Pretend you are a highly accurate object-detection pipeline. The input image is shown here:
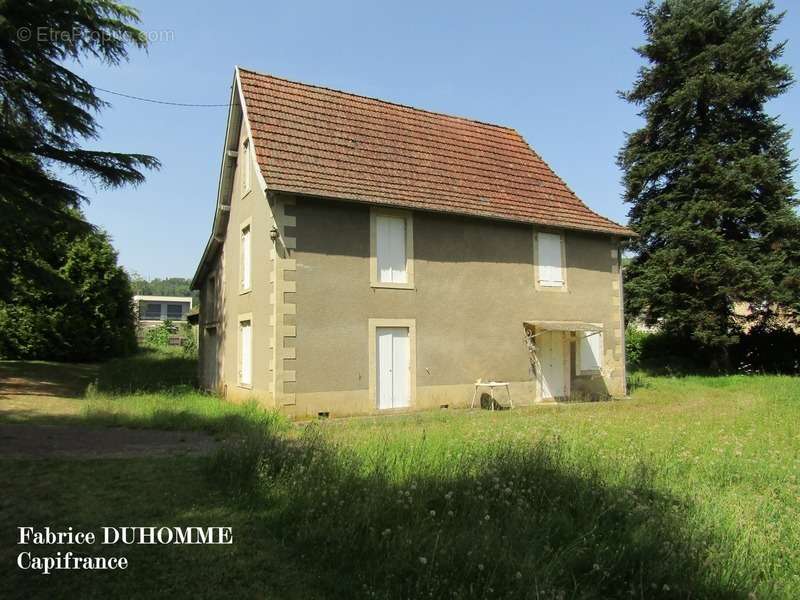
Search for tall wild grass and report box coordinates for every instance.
[72,352,799,599]
[208,425,738,599]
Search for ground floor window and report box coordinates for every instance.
[238,318,252,387]
[579,331,603,373]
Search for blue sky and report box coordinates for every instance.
[68,0,800,279]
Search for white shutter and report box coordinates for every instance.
[391,329,410,407]
[239,320,252,385]
[579,331,603,372]
[241,226,251,290]
[376,215,406,283]
[377,328,394,409]
[376,217,393,283]
[391,217,407,283]
[537,232,564,287]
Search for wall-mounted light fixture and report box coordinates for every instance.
[269,225,279,242]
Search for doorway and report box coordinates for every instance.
[537,330,568,399]
[376,326,410,409]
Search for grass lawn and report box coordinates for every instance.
[1,352,798,599]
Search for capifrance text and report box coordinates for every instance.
[16,526,233,574]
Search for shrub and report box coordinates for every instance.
[0,219,137,361]
[180,323,197,356]
[625,325,647,369]
[732,326,800,374]
[143,320,176,348]
[627,325,800,375]
[96,347,197,393]
[625,330,718,375]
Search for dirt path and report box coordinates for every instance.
[0,361,98,397]
[0,424,217,459]
[0,361,95,418]
[0,361,218,459]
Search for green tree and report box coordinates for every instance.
[129,274,198,302]
[619,0,800,367]
[0,0,159,296]
[0,210,136,361]
[57,227,137,359]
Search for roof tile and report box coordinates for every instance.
[238,68,633,236]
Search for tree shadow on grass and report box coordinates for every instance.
[0,456,326,600]
[210,426,747,600]
[1,405,750,599]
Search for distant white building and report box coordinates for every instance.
[133,295,193,344]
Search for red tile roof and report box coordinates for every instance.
[238,68,633,237]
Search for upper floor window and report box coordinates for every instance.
[166,304,183,320]
[140,301,188,321]
[206,275,216,317]
[241,138,252,196]
[536,231,565,288]
[240,222,252,292]
[143,302,161,319]
[371,209,414,289]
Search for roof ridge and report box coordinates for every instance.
[236,65,519,134]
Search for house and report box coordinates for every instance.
[191,67,635,416]
[133,295,193,344]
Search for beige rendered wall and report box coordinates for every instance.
[198,121,276,405]
[287,195,625,417]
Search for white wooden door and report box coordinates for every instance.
[538,331,566,399]
[377,327,410,409]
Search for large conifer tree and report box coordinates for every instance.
[619,0,800,365]
[0,0,160,296]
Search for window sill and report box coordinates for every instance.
[237,383,253,390]
[535,283,568,292]
[239,288,252,296]
[371,281,415,290]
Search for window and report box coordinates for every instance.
[167,304,183,320]
[207,275,216,317]
[579,331,603,373]
[241,138,251,195]
[144,302,161,319]
[238,319,252,386]
[536,231,565,288]
[240,223,251,291]
[377,215,406,283]
[372,210,413,288]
